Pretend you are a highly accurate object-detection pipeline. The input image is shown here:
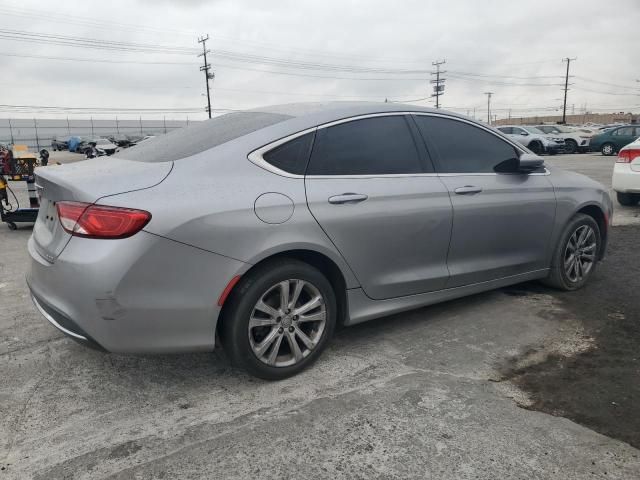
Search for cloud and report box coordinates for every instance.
[1,0,638,120]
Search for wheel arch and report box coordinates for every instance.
[218,248,352,333]
[575,203,608,260]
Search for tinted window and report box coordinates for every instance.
[116,111,291,163]
[307,116,423,175]
[497,127,513,134]
[415,116,519,173]
[263,133,314,175]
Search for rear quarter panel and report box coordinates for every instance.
[100,137,360,289]
[546,166,612,260]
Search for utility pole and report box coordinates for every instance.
[198,34,214,119]
[430,59,446,109]
[484,92,493,125]
[8,118,14,144]
[561,57,576,124]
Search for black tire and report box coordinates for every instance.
[7,222,17,230]
[617,192,640,206]
[220,259,337,380]
[542,213,601,291]
[529,141,542,155]
[564,139,578,154]
[601,143,616,156]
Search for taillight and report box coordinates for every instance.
[617,148,640,163]
[56,201,151,239]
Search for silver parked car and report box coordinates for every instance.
[27,103,612,379]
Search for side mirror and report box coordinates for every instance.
[520,131,529,136]
[494,153,544,174]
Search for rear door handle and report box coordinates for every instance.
[328,193,368,205]
[454,185,483,195]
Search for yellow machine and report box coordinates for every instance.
[10,145,40,179]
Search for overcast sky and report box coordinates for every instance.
[1,0,639,120]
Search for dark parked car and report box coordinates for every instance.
[590,125,640,156]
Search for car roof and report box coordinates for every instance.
[243,101,474,126]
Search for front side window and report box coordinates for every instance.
[263,132,314,175]
[498,127,513,134]
[307,116,424,175]
[415,116,519,173]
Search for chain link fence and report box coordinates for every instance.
[0,118,195,150]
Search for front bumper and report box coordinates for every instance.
[544,144,565,154]
[27,231,249,353]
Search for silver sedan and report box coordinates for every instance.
[27,103,612,379]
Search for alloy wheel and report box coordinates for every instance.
[602,144,614,156]
[248,279,326,367]
[564,225,597,283]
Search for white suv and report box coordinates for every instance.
[535,125,591,154]
[612,137,640,206]
[496,125,565,155]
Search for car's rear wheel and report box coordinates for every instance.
[529,141,542,155]
[220,259,336,380]
[564,139,578,154]
[617,192,640,206]
[601,143,615,156]
[542,214,601,291]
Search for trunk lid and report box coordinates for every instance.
[32,157,172,262]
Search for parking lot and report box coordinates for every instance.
[1,153,639,479]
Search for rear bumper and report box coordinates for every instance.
[612,163,640,193]
[27,231,249,354]
[29,291,106,351]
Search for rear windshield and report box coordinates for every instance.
[116,111,291,163]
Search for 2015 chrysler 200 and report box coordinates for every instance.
[27,103,612,379]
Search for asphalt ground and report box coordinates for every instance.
[1,151,639,479]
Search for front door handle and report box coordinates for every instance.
[328,193,369,205]
[454,185,483,195]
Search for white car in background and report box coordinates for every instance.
[535,125,592,154]
[613,137,640,206]
[496,125,565,155]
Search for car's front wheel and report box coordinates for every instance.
[564,139,578,154]
[221,259,336,380]
[542,214,601,291]
[529,141,543,155]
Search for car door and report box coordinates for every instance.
[612,127,637,150]
[305,114,453,300]
[413,114,556,288]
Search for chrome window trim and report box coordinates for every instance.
[247,111,550,179]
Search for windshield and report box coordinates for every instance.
[523,126,545,135]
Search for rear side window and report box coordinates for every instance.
[116,111,292,163]
[415,116,519,173]
[614,127,634,136]
[263,133,314,175]
[307,116,423,175]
